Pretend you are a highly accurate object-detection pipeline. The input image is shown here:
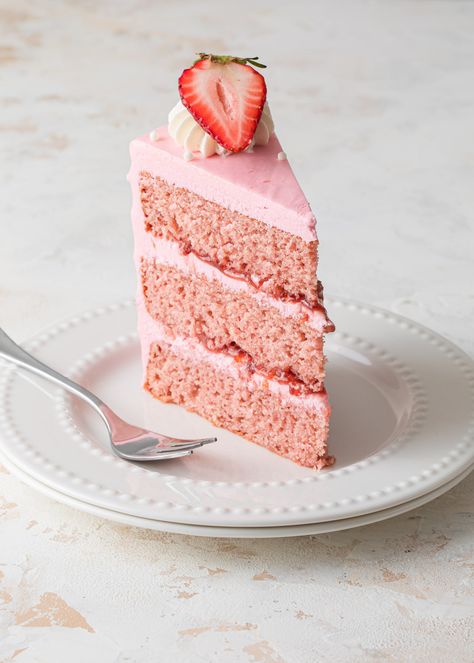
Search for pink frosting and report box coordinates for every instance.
[128,128,317,242]
[136,293,328,411]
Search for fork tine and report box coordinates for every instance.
[118,448,194,462]
[158,437,217,453]
[170,437,217,447]
[146,449,193,461]
[195,437,218,446]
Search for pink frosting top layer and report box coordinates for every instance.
[128,128,317,242]
[137,294,328,412]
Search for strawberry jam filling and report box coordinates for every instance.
[163,233,334,329]
[191,246,334,331]
[196,337,324,395]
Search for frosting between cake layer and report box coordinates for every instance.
[136,293,328,411]
[136,233,329,333]
[128,129,317,242]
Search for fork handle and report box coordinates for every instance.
[0,326,105,412]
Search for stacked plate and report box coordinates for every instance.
[0,299,472,538]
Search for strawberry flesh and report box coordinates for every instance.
[179,59,267,153]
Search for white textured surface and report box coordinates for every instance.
[0,1,473,661]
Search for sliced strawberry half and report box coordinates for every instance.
[178,54,267,153]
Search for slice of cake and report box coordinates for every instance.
[129,54,334,468]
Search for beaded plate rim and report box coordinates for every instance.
[0,297,472,526]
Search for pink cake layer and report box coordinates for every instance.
[141,258,327,391]
[136,266,332,469]
[139,172,321,307]
[137,295,328,407]
[146,340,332,469]
[128,128,317,242]
[134,230,330,334]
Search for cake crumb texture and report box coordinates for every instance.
[142,260,327,391]
[145,341,333,469]
[139,172,320,306]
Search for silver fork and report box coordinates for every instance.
[0,327,217,461]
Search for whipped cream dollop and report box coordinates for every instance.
[168,100,274,158]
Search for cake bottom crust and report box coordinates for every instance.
[145,341,333,470]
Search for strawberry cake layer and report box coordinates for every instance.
[129,130,317,241]
[135,234,330,334]
[141,258,328,391]
[138,300,333,469]
[129,54,334,468]
[140,171,319,306]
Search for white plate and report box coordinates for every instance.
[0,298,472,529]
[0,450,471,538]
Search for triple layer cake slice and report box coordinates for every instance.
[129,54,334,468]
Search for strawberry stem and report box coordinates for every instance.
[195,53,267,69]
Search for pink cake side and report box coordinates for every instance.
[145,339,333,469]
[141,259,327,391]
[139,172,321,306]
